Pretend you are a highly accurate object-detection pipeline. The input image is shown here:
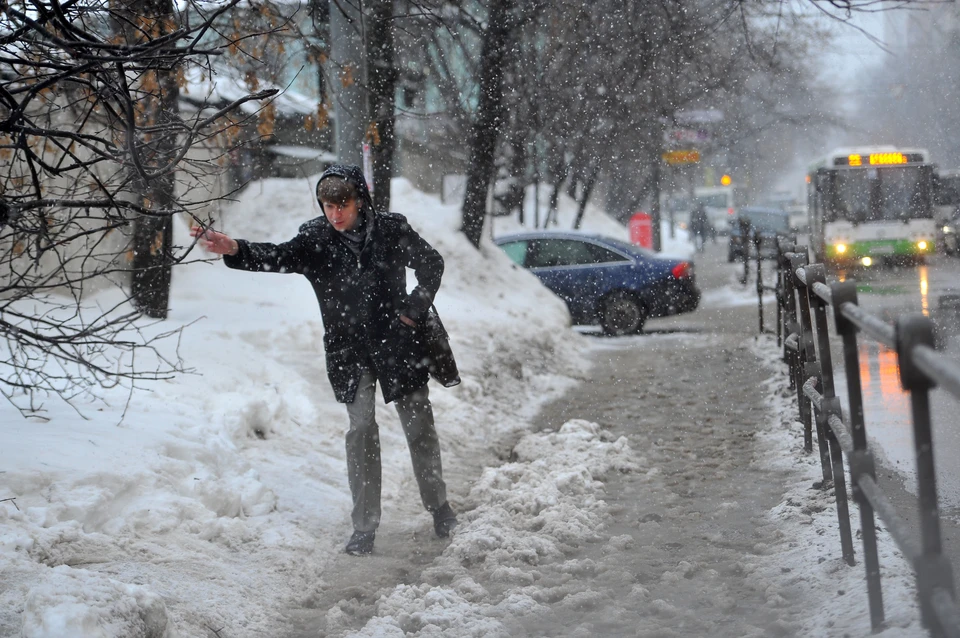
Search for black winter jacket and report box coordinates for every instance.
[223,165,444,404]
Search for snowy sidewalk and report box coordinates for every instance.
[288,261,925,638]
[294,299,809,636]
[517,329,800,637]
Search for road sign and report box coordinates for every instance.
[664,128,710,144]
[662,150,700,165]
[675,109,724,124]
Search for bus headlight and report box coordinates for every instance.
[834,243,847,254]
[861,257,873,267]
[917,240,929,251]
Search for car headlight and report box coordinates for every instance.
[917,240,929,251]
[945,225,957,234]
[834,243,847,254]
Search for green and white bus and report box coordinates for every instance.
[806,146,937,266]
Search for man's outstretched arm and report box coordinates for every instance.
[191,226,309,274]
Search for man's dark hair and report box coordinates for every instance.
[317,176,358,206]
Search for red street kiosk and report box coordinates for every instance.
[629,212,653,249]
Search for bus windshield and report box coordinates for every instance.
[828,167,931,222]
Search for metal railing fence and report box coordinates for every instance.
[764,237,960,637]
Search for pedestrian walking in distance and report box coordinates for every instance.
[190,164,458,556]
[690,202,709,253]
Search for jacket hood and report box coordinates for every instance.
[316,163,376,251]
[316,164,375,215]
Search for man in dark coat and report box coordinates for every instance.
[190,164,457,556]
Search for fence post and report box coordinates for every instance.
[897,314,956,636]
[782,249,800,391]
[806,264,856,566]
[776,240,794,350]
[832,280,885,628]
[793,256,830,475]
[739,217,751,286]
[755,230,765,333]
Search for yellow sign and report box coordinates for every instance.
[869,153,907,165]
[662,150,700,165]
[720,174,732,186]
[848,153,907,166]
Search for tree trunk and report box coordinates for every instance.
[508,129,527,224]
[547,181,561,227]
[461,0,514,248]
[564,141,585,200]
[546,152,567,227]
[566,164,580,200]
[118,0,179,319]
[533,177,540,228]
[368,0,396,213]
[573,162,600,230]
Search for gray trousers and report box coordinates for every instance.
[345,371,447,532]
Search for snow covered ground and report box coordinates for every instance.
[0,176,927,637]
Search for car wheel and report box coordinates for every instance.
[600,292,647,336]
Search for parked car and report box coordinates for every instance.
[493,231,700,335]
[727,206,791,262]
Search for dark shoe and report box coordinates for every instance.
[345,530,375,556]
[432,502,458,538]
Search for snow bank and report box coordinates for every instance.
[21,567,175,638]
[748,335,925,637]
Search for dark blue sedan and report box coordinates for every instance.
[494,231,700,335]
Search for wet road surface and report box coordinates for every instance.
[821,255,960,586]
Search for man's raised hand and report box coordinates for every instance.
[190,226,239,256]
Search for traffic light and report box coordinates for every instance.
[720,174,732,186]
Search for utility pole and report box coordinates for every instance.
[329,0,367,168]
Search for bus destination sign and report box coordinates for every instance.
[835,152,925,167]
